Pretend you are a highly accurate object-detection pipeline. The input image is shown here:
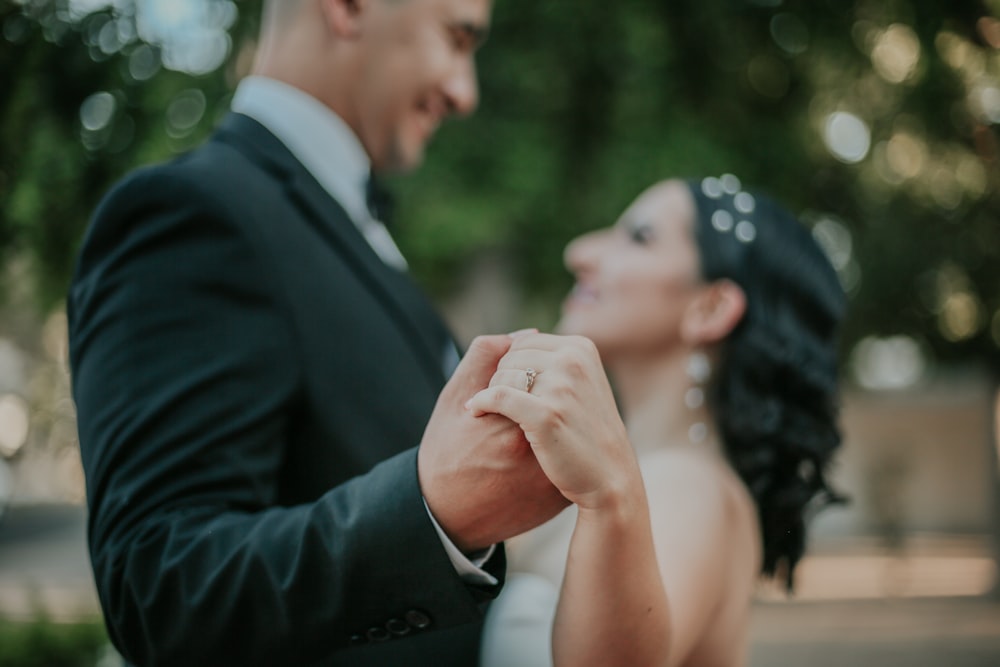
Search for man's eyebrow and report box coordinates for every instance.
[454,21,490,47]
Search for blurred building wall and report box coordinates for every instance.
[814,373,997,538]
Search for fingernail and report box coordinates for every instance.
[508,328,538,338]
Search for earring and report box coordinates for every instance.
[685,352,711,444]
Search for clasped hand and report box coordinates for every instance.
[466,333,639,512]
[417,333,639,554]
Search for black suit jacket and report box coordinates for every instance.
[68,113,503,667]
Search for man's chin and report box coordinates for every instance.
[379,140,426,174]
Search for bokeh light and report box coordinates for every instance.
[0,394,30,459]
[824,111,871,164]
[851,336,927,390]
[939,292,984,342]
[970,84,1000,124]
[927,166,962,211]
[67,0,237,75]
[870,24,922,84]
[926,263,987,342]
[978,16,1000,49]
[956,153,988,197]
[67,0,123,21]
[808,197,864,280]
[885,130,927,180]
[79,91,116,132]
[811,215,853,271]
[79,90,126,152]
[770,13,809,55]
[166,89,208,138]
[135,0,237,75]
[127,43,161,82]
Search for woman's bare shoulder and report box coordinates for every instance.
[638,447,761,665]
[639,446,733,498]
[639,446,760,564]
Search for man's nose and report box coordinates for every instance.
[443,58,479,117]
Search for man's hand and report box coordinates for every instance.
[418,335,569,553]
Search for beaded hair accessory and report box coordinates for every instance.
[699,174,758,244]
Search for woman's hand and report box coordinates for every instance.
[465,333,640,511]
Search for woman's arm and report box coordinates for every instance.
[553,488,672,666]
[556,453,740,667]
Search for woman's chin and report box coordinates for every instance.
[553,316,579,336]
[554,316,596,341]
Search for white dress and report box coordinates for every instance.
[479,506,578,667]
[479,572,559,667]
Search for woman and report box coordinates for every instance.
[471,176,846,667]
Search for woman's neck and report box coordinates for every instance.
[606,350,724,459]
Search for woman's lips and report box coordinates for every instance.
[565,283,599,307]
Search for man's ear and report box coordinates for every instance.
[680,279,747,345]
[318,0,366,38]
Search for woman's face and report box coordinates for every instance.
[556,180,703,360]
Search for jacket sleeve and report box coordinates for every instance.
[68,165,501,667]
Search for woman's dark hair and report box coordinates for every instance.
[687,177,847,590]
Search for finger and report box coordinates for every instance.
[443,335,514,400]
[495,352,548,378]
[507,328,539,338]
[466,385,547,426]
[507,332,599,355]
[501,337,601,377]
[488,368,543,393]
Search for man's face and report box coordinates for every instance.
[351,0,492,172]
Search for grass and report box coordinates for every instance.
[0,616,111,667]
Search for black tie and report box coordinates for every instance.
[365,172,395,227]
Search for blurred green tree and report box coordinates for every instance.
[1,0,998,377]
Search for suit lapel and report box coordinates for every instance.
[213,113,450,390]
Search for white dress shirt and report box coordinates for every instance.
[231,76,496,585]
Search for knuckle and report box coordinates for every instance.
[563,354,587,379]
[488,370,509,388]
[470,335,500,354]
[577,335,599,357]
[491,386,511,406]
[552,382,577,402]
[496,354,517,372]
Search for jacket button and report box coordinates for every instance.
[386,618,410,637]
[404,609,432,630]
[366,627,391,643]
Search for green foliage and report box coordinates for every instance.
[1,0,999,370]
[0,616,109,667]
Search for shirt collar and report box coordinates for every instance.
[231,76,371,225]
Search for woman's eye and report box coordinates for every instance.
[628,223,654,245]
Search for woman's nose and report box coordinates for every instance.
[563,230,604,274]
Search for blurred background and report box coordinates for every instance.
[0,0,999,664]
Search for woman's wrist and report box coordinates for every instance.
[575,472,649,525]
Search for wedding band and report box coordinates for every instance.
[524,368,538,393]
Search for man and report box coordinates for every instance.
[68,0,567,664]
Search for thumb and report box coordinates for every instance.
[443,334,513,401]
